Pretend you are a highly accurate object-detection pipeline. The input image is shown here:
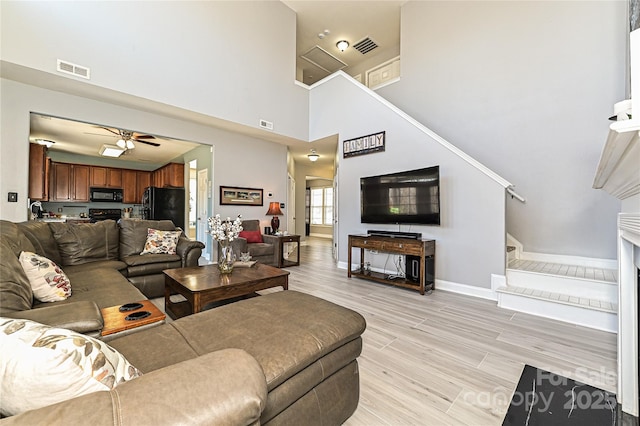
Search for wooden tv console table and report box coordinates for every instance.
[347,234,435,295]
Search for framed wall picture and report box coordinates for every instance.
[220,186,264,206]
[343,131,385,158]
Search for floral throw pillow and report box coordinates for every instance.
[140,228,181,255]
[0,317,142,417]
[18,251,71,302]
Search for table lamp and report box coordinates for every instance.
[266,202,283,234]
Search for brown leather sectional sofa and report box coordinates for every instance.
[0,218,204,336]
[0,219,366,424]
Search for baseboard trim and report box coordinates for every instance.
[436,279,497,301]
[309,233,332,239]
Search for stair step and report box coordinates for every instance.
[496,286,618,332]
[496,285,617,313]
[508,259,617,283]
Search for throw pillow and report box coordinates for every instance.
[140,228,181,255]
[18,251,71,302]
[239,230,263,244]
[0,317,142,417]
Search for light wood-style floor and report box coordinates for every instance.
[155,238,618,425]
[287,238,617,425]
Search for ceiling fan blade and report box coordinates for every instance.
[134,134,155,140]
[136,139,161,147]
[97,126,121,136]
[84,131,116,138]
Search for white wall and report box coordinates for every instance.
[0,1,309,141]
[378,1,626,260]
[310,74,507,289]
[0,79,288,229]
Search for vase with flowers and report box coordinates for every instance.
[208,214,243,274]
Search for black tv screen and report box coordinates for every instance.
[360,166,440,225]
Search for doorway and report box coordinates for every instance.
[188,160,197,240]
[197,168,210,261]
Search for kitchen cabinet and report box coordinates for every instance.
[90,166,122,188]
[28,144,50,201]
[122,170,152,204]
[153,163,184,188]
[50,163,90,202]
[122,169,137,204]
[136,171,152,201]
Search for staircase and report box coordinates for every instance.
[496,255,618,333]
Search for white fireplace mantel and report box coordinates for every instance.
[592,119,640,200]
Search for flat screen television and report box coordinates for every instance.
[360,166,440,225]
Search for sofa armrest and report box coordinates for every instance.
[0,349,267,426]
[232,237,248,254]
[261,234,280,245]
[3,301,103,334]
[176,236,205,267]
[261,234,282,264]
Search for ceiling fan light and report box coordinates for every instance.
[99,144,124,158]
[116,139,126,149]
[126,140,135,149]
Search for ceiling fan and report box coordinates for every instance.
[94,127,161,152]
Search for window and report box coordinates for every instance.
[310,187,333,226]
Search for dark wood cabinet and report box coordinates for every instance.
[39,162,180,204]
[90,166,122,188]
[28,144,49,201]
[50,163,90,202]
[348,234,436,295]
[73,165,90,201]
[136,171,152,201]
[122,169,137,204]
[153,163,184,188]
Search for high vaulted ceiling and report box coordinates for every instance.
[26,1,402,169]
[283,1,402,85]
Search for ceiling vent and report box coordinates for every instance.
[353,37,378,55]
[57,59,91,79]
[300,45,347,73]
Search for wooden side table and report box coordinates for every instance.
[275,234,300,267]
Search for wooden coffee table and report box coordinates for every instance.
[163,263,289,319]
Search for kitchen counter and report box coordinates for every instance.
[36,216,91,223]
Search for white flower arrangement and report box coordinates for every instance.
[208,214,243,241]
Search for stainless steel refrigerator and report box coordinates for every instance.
[142,187,186,230]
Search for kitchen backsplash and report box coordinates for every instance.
[41,202,144,218]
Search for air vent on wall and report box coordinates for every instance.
[259,119,274,130]
[353,37,378,55]
[57,59,91,79]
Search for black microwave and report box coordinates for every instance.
[90,187,123,202]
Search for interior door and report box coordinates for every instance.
[197,168,210,261]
